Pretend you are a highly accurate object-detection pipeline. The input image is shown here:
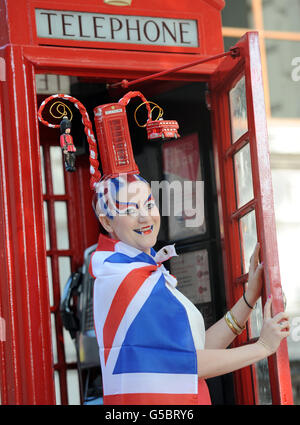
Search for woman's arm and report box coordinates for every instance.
[205,243,263,349]
[205,294,255,349]
[197,341,265,379]
[198,297,290,379]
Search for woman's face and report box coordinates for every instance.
[100,180,160,254]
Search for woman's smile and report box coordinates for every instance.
[133,225,154,235]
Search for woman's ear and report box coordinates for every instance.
[98,215,114,234]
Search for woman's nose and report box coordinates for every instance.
[137,206,150,221]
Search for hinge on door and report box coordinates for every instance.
[0,58,6,82]
[229,47,240,58]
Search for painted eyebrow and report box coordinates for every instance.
[115,194,154,209]
[144,193,154,204]
[115,199,138,209]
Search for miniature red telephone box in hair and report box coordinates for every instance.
[38,90,177,182]
[93,103,139,178]
[93,89,179,177]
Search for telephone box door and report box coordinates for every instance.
[209,31,293,405]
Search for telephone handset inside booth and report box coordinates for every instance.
[60,243,100,404]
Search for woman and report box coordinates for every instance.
[90,174,290,405]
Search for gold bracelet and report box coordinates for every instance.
[224,312,240,335]
[228,310,245,333]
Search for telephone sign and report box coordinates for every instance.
[35,9,199,48]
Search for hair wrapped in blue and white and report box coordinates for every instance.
[92,173,148,219]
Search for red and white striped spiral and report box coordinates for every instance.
[38,93,101,190]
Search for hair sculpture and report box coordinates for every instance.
[38,90,179,216]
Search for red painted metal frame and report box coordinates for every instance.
[209,31,294,405]
[0,0,293,406]
[0,0,224,405]
[34,0,223,55]
[0,43,223,409]
[24,45,224,83]
[0,45,56,404]
[40,123,99,404]
[41,139,70,405]
[1,0,224,57]
[110,49,238,88]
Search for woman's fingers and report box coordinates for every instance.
[264,303,290,333]
[280,330,290,338]
[259,295,290,355]
[273,311,289,323]
[254,262,264,279]
[263,295,272,319]
[278,320,290,331]
[249,243,261,275]
[264,297,290,324]
[251,242,260,263]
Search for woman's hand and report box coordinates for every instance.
[199,296,290,379]
[257,296,290,356]
[244,242,264,308]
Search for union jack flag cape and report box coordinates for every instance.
[90,233,211,405]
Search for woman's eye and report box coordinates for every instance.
[125,208,138,215]
[146,202,155,210]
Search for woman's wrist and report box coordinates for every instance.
[243,290,259,309]
[255,340,272,359]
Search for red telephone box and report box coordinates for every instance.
[0,0,293,405]
[94,102,139,177]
